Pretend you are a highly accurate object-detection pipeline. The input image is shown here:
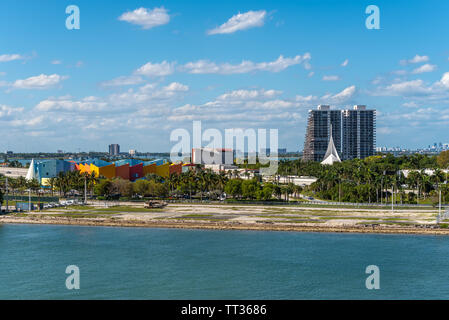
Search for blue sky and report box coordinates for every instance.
[1,0,449,152]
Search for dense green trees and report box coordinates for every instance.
[224,178,278,201]
[437,151,449,169]
[1,152,448,205]
[224,179,242,198]
[277,153,448,204]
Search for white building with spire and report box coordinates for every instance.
[321,127,341,165]
[25,159,38,181]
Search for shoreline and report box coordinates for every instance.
[2,215,449,236]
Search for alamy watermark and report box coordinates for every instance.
[365,5,380,30]
[170,121,279,175]
[365,265,380,290]
[65,265,80,290]
[66,5,80,30]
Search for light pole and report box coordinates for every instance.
[28,188,31,212]
[437,186,442,225]
[391,185,394,214]
[5,177,8,213]
[339,181,341,203]
[84,174,87,204]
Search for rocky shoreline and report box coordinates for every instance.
[2,215,449,236]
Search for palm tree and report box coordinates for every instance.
[17,176,27,195]
[48,177,56,196]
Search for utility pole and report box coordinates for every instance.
[339,182,341,203]
[28,188,31,212]
[84,174,87,204]
[391,185,394,214]
[438,188,442,225]
[5,177,8,213]
[380,178,383,205]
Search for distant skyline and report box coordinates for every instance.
[1,0,449,152]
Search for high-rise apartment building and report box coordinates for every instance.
[342,105,376,160]
[303,105,376,162]
[109,144,120,156]
[302,105,342,162]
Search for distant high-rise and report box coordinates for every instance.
[303,105,342,162]
[342,105,376,160]
[109,144,120,156]
[303,105,376,162]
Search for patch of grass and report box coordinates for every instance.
[282,220,326,224]
[318,216,369,220]
[170,217,230,222]
[64,205,90,210]
[94,206,164,213]
[182,214,214,218]
[378,221,416,226]
[255,215,310,219]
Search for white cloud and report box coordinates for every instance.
[400,54,429,65]
[169,85,356,125]
[135,61,175,77]
[331,85,356,101]
[377,127,395,135]
[322,75,340,81]
[35,96,107,112]
[295,94,318,102]
[0,54,24,62]
[51,60,62,65]
[383,79,429,95]
[0,105,24,120]
[373,72,449,98]
[218,89,282,101]
[13,74,67,90]
[164,82,189,92]
[411,64,436,74]
[101,75,144,87]
[392,70,407,76]
[208,10,266,35]
[119,7,170,30]
[341,59,349,67]
[438,72,449,88]
[295,85,356,105]
[109,82,189,106]
[402,101,419,108]
[181,54,310,74]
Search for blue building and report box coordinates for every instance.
[26,159,75,184]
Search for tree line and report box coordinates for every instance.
[277,152,449,204]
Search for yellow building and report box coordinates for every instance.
[155,163,170,178]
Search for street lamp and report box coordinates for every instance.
[391,184,394,214]
[5,177,8,214]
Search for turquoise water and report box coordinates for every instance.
[1,224,449,299]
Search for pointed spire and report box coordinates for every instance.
[25,159,38,181]
[321,125,341,165]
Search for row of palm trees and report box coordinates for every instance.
[277,157,449,204]
[166,169,228,200]
[0,171,98,198]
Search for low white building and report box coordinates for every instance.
[192,148,234,165]
[265,175,318,187]
[401,169,449,178]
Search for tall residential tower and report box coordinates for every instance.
[342,105,376,160]
[302,105,376,162]
[302,105,342,162]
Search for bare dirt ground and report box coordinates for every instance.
[1,202,446,235]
